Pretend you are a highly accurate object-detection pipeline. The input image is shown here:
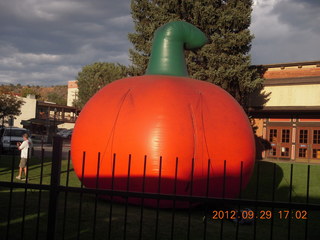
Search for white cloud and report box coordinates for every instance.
[109,15,133,27]
[273,0,320,34]
[250,0,320,64]
[17,53,61,63]
[0,57,24,69]
[0,0,319,85]
[0,0,133,85]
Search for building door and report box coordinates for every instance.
[267,127,291,159]
[296,128,309,159]
[312,129,320,160]
[296,127,320,160]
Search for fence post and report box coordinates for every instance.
[47,136,63,240]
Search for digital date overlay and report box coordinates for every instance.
[209,209,308,224]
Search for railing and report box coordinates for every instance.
[36,112,77,123]
[0,137,319,240]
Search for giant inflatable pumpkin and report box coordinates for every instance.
[71,21,255,208]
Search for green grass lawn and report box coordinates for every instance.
[243,161,320,204]
[0,153,320,240]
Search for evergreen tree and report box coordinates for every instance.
[128,0,263,108]
[76,62,127,108]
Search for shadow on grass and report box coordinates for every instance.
[0,188,319,240]
[0,152,52,176]
[243,161,320,204]
[1,155,320,239]
[243,161,284,201]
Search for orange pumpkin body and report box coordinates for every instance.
[71,75,255,207]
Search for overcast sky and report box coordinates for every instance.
[0,0,319,86]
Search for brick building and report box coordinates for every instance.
[249,61,320,162]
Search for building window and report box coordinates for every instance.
[281,147,289,157]
[269,129,277,142]
[298,148,307,158]
[299,130,308,143]
[312,149,320,159]
[313,130,320,144]
[269,147,277,156]
[282,129,290,143]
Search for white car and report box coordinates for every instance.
[57,128,73,139]
[1,127,29,152]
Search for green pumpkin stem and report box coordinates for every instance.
[146,21,208,77]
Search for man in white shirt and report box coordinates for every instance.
[16,133,30,180]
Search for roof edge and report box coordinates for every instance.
[254,60,320,69]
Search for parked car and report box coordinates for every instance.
[0,127,4,152]
[0,127,29,153]
[57,128,68,136]
[57,128,73,139]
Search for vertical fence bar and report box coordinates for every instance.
[170,157,179,240]
[20,150,31,240]
[155,156,163,240]
[77,152,86,240]
[123,155,132,240]
[92,152,101,240]
[139,156,147,239]
[220,160,227,240]
[304,165,310,240]
[203,159,210,240]
[41,136,44,151]
[187,158,195,240]
[235,161,244,240]
[108,154,117,240]
[289,164,293,202]
[270,163,277,240]
[253,162,260,240]
[46,136,63,240]
[287,164,294,240]
[66,150,71,186]
[62,150,71,240]
[5,151,16,240]
[138,156,147,240]
[35,148,45,240]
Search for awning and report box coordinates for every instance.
[21,118,64,127]
[248,106,320,118]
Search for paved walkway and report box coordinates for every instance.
[33,142,71,160]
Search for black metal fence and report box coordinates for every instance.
[0,137,320,240]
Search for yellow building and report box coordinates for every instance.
[249,61,320,162]
[67,80,79,107]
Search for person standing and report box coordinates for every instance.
[16,133,30,180]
